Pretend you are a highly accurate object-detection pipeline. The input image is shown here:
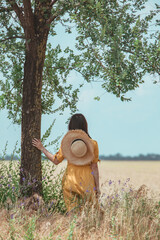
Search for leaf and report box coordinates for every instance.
[96,2,101,10]
[94,96,100,101]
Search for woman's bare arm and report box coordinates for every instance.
[32,138,59,165]
[91,162,100,195]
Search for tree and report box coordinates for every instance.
[0,0,159,196]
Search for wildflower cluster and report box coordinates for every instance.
[0,159,66,213]
[100,178,133,209]
[0,160,20,205]
[99,178,160,239]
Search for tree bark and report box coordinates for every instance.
[20,31,49,196]
[9,0,55,197]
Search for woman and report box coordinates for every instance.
[32,113,100,212]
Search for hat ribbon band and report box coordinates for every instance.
[71,139,85,145]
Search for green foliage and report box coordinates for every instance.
[69,0,159,99]
[0,142,20,206]
[0,142,20,205]
[67,215,77,240]
[42,43,82,117]
[0,139,66,213]
[0,0,159,123]
[24,217,37,240]
[41,119,62,151]
[9,217,17,240]
[0,159,20,205]
[0,159,66,213]
[0,118,65,208]
[0,0,24,124]
[41,160,66,213]
[94,96,100,101]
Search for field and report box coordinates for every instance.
[100,161,160,195]
[0,160,160,240]
[55,160,160,197]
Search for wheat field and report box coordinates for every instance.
[1,160,160,194]
[55,160,160,197]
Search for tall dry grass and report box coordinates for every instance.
[0,160,160,239]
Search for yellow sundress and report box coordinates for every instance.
[54,139,99,212]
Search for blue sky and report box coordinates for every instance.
[0,0,160,156]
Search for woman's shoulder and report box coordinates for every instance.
[91,138,97,143]
[91,139,98,147]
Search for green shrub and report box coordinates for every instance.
[0,159,66,213]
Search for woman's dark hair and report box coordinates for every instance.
[68,113,91,137]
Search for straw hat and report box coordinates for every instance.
[61,130,94,166]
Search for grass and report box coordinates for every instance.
[0,160,160,239]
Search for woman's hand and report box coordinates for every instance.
[32,138,60,165]
[32,138,44,151]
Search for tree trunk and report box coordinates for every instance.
[20,31,48,196]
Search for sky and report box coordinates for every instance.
[0,0,160,157]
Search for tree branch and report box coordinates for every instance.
[0,36,25,43]
[94,52,107,71]
[46,1,83,26]
[46,14,58,25]
[6,0,25,29]
[50,0,58,7]
[0,6,13,13]
[46,8,65,25]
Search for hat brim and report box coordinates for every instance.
[61,130,94,166]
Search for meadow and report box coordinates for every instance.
[0,160,160,240]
